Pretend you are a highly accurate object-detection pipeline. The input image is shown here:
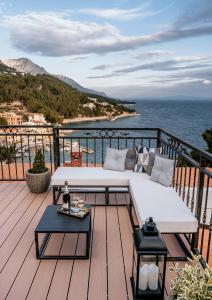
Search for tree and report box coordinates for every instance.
[31,149,47,174]
[0,117,8,125]
[202,128,212,153]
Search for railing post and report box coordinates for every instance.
[157,129,161,148]
[53,126,60,170]
[192,157,205,250]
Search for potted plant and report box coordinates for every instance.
[26,149,51,193]
[170,253,212,300]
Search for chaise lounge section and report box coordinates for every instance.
[51,167,198,235]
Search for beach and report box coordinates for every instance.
[63,112,139,124]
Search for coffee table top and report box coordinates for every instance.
[35,205,91,233]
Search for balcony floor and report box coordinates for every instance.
[0,182,187,300]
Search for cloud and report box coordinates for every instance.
[92,64,112,71]
[203,79,211,85]
[113,56,212,74]
[79,3,174,21]
[132,50,173,60]
[88,56,212,81]
[2,0,212,57]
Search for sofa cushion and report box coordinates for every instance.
[129,174,198,233]
[104,147,128,172]
[151,155,175,187]
[51,167,134,186]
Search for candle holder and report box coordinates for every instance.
[131,217,168,300]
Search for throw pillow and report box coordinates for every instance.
[150,155,175,187]
[103,147,128,172]
[125,148,137,170]
[142,147,161,175]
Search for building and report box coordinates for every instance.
[0,112,22,125]
[83,103,96,110]
[28,113,46,125]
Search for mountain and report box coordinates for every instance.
[53,74,107,97]
[2,58,108,97]
[2,58,48,75]
[0,72,131,124]
[0,60,17,74]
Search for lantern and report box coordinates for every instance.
[131,217,168,299]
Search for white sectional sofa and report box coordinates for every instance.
[51,167,198,234]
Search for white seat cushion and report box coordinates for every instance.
[129,173,198,233]
[51,167,198,233]
[51,167,138,186]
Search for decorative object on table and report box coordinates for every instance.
[57,205,90,219]
[125,147,137,170]
[62,180,71,211]
[170,252,212,300]
[26,149,51,193]
[103,147,128,172]
[131,217,168,299]
[151,155,175,187]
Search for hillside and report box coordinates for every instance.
[0,61,17,75]
[54,74,107,97]
[2,58,108,97]
[0,71,132,123]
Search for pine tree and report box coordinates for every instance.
[31,149,47,173]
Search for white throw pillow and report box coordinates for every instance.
[150,155,175,187]
[103,147,128,172]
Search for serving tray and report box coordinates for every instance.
[57,205,90,219]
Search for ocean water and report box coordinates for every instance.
[70,100,212,150]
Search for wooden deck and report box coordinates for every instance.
[0,182,187,300]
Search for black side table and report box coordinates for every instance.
[35,205,91,259]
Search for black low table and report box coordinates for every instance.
[35,205,91,259]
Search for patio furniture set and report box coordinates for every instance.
[34,146,198,299]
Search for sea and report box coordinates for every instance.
[69,100,212,150]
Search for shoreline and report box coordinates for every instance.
[63,112,140,124]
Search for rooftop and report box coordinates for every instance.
[0,126,211,299]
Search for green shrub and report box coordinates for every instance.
[170,253,212,300]
[31,149,47,174]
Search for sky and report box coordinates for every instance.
[0,0,212,100]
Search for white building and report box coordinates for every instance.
[83,103,96,110]
[28,113,46,125]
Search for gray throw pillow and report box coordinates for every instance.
[144,152,156,175]
[143,148,160,175]
[125,148,137,170]
[150,155,175,187]
[103,147,128,172]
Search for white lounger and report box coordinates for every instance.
[51,167,198,234]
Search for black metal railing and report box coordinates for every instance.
[0,125,211,265]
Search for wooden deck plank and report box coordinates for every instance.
[47,234,78,300]
[6,242,40,300]
[0,190,37,249]
[0,190,49,269]
[87,206,107,300]
[107,206,128,300]
[117,206,134,300]
[0,183,24,213]
[27,234,64,300]
[67,193,93,300]
[0,185,30,228]
[0,183,9,193]
[0,190,51,299]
